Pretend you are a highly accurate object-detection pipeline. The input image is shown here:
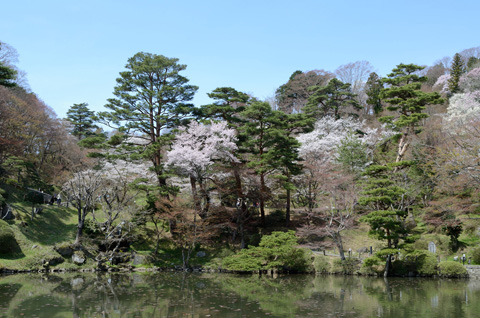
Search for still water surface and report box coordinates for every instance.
[0,272,479,317]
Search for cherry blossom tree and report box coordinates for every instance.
[297,161,358,260]
[294,116,391,213]
[444,68,480,126]
[297,116,389,165]
[166,121,238,217]
[63,164,140,245]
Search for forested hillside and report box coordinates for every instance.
[1,41,480,277]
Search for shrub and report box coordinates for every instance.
[438,261,468,277]
[0,219,18,254]
[0,188,7,204]
[223,231,313,272]
[314,255,331,273]
[471,246,480,264]
[360,255,385,276]
[393,250,437,276]
[332,257,361,275]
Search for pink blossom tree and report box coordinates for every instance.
[166,121,238,217]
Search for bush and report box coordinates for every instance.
[361,255,385,275]
[332,257,361,274]
[313,255,331,273]
[438,261,468,277]
[471,247,480,264]
[392,251,438,276]
[0,219,18,254]
[223,231,313,272]
[0,188,7,204]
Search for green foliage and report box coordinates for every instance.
[448,53,465,94]
[0,220,18,254]
[437,261,467,277]
[332,257,361,274]
[223,231,313,272]
[467,56,480,71]
[470,246,480,264]
[361,255,385,275]
[313,255,331,273]
[380,63,443,130]
[336,133,370,175]
[359,165,408,250]
[66,103,99,140]
[442,219,463,251]
[397,250,437,276]
[82,219,102,237]
[0,188,6,205]
[24,190,45,205]
[0,61,17,87]
[200,87,250,125]
[97,52,198,190]
[304,78,360,120]
[365,72,383,114]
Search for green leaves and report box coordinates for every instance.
[0,62,17,87]
[223,231,312,272]
[97,52,198,188]
[380,63,444,130]
[304,78,360,120]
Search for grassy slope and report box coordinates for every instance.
[0,185,78,269]
[3,185,480,270]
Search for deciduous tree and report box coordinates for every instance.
[166,121,238,218]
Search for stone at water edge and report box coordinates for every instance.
[72,252,85,265]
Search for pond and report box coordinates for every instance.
[0,272,479,317]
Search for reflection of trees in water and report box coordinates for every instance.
[3,273,480,317]
[215,274,314,317]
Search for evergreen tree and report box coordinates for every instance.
[266,112,312,226]
[98,52,198,190]
[304,78,360,120]
[240,101,278,226]
[467,56,480,71]
[199,87,250,126]
[365,72,383,115]
[448,53,465,94]
[359,164,409,277]
[66,103,98,140]
[380,63,443,164]
[0,62,16,87]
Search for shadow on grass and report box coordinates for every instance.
[15,205,77,246]
[0,240,25,260]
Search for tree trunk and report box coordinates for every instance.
[260,173,266,227]
[190,175,200,213]
[233,163,244,198]
[394,132,409,171]
[334,232,346,260]
[384,254,392,277]
[75,207,83,244]
[285,170,291,227]
[198,179,209,219]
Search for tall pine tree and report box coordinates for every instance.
[380,63,443,164]
[448,53,465,94]
[66,103,98,140]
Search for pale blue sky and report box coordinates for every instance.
[1,0,479,118]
